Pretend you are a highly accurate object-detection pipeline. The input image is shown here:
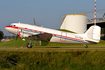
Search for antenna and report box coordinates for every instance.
[94,0,96,25]
[33,18,36,26]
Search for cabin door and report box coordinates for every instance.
[60,32,67,42]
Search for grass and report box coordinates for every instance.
[0,38,42,47]
[0,51,105,70]
[0,38,105,70]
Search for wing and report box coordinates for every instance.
[26,33,52,43]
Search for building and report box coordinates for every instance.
[60,14,87,34]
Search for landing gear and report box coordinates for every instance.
[84,44,88,48]
[27,40,37,48]
[27,43,33,48]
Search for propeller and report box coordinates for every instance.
[33,18,40,26]
[33,18,36,26]
[16,28,21,40]
[16,29,19,40]
[16,34,18,40]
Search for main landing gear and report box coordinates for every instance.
[27,43,33,48]
[27,40,37,48]
[27,40,33,48]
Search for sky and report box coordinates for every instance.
[0,0,105,36]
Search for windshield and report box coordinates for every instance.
[10,24,16,27]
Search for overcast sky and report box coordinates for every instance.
[0,0,105,36]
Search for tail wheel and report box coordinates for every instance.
[83,44,88,48]
[27,43,33,48]
[85,45,88,48]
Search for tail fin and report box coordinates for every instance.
[85,25,101,43]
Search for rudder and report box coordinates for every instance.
[85,25,101,42]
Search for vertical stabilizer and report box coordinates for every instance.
[85,25,101,42]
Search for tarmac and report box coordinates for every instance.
[0,47,105,49]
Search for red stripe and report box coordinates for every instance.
[51,33,54,35]
[67,37,84,42]
[5,26,19,29]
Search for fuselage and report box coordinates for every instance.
[5,23,90,44]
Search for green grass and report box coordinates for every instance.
[0,38,105,70]
[0,38,105,47]
[0,38,43,47]
[0,51,105,70]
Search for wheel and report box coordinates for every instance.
[85,45,88,48]
[27,43,32,48]
[27,43,33,48]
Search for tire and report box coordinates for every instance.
[27,43,32,48]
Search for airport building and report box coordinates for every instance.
[87,14,105,40]
[87,15,105,31]
[60,14,87,34]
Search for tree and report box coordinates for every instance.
[0,30,4,41]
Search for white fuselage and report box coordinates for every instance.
[5,23,97,44]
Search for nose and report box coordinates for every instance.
[5,26,14,34]
[5,26,12,33]
[5,26,18,35]
[5,26,10,31]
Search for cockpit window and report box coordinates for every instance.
[10,24,16,27]
[10,24,13,26]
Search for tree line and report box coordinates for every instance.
[0,30,4,41]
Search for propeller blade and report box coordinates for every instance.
[16,34,19,40]
[16,33,21,40]
[38,25,40,26]
[16,29,19,40]
[33,18,36,26]
[16,29,20,40]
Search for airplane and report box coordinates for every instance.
[5,22,101,48]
